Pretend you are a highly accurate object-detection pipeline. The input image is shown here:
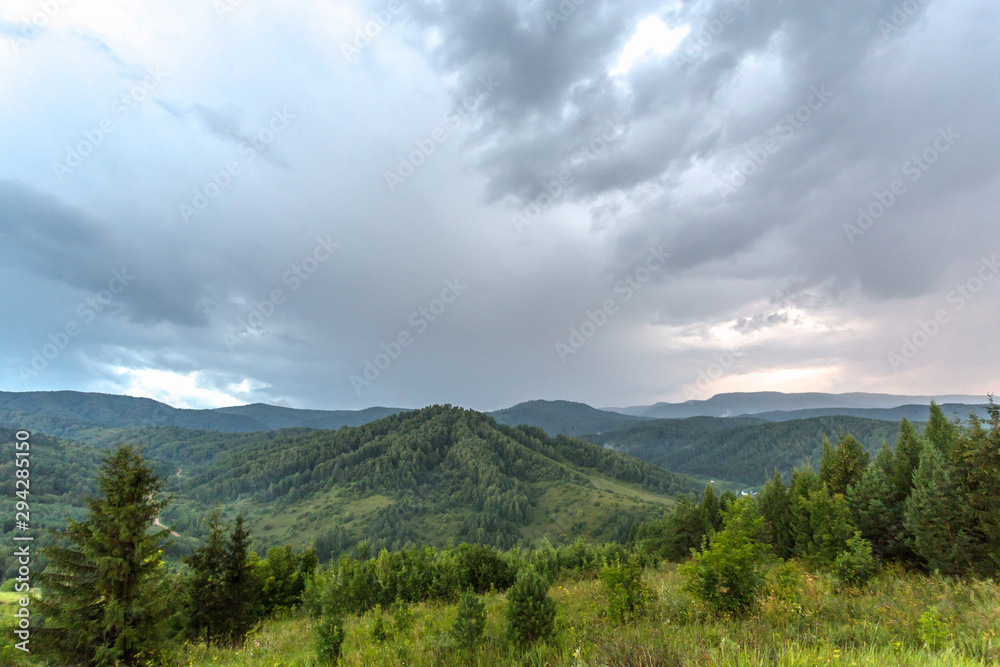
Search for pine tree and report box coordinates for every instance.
[222,515,261,641]
[788,467,820,559]
[36,444,172,666]
[451,590,487,650]
[904,441,973,575]
[505,568,556,647]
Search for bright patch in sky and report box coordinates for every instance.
[611,16,690,76]
[104,367,251,409]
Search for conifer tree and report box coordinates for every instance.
[925,402,959,455]
[506,568,556,647]
[904,441,973,575]
[949,400,1000,577]
[451,590,487,651]
[700,484,721,533]
[848,445,907,561]
[756,471,794,559]
[36,444,172,666]
[820,434,870,496]
[891,417,922,500]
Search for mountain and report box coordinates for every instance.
[488,399,650,436]
[747,403,990,423]
[0,406,704,579]
[606,391,987,419]
[0,391,407,433]
[581,415,907,486]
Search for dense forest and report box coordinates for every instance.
[3,400,997,665]
[583,414,908,485]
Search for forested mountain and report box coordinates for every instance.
[0,390,406,433]
[488,399,650,436]
[582,415,905,485]
[608,391,985,418]
[0,406,702,579]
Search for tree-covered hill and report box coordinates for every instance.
[158,406,702,553]
[0,406,704,578]
[582,415,907,486]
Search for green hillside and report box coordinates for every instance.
[583,415,907,486]
[0,406,703,579]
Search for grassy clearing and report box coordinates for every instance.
[4,563,997,665]
[167,562,999,667]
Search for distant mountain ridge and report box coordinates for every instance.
[606,391,988,419]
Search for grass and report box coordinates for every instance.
[4,563,997,665]
[165,562,999,666]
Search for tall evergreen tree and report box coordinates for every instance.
[925,402,959,455]
[821,434,870,496]
[788,466,820,557]
[184,509,230,643]
[950,400,1000,577]
[700,484,721,533]
[848,444,907,561]
[756,471,794,559]
[891,417,922,502]
[37,444,172,666]
[904,441,973,575]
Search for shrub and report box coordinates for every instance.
[506,568,556,647]
[600,554,654,624]
[314,613,345,665]
[918,605,951,650]
[451,590,487,651]
[370,610,389,642]
[833,532,879,590]
[680,496,768,615]
[455,543,515,594]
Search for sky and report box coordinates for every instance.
[1,0,998,411]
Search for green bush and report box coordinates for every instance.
[833,532,879,590]
[506,568,556,647]
[600,554,654,624]
[679,496,768,615]
[455,543,516,593]
[451,590,487,651]
[313,613,345,665]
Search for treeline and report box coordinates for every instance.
[632,402,1000,577]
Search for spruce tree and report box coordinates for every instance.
[451,590,487,651]
[891,417,922,500]
[904,441,973,575]
[821,434,870,496]
[848,445,907,561]
[925,402,959,455]
[36,444,172,666]
[950,400,1000,577]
